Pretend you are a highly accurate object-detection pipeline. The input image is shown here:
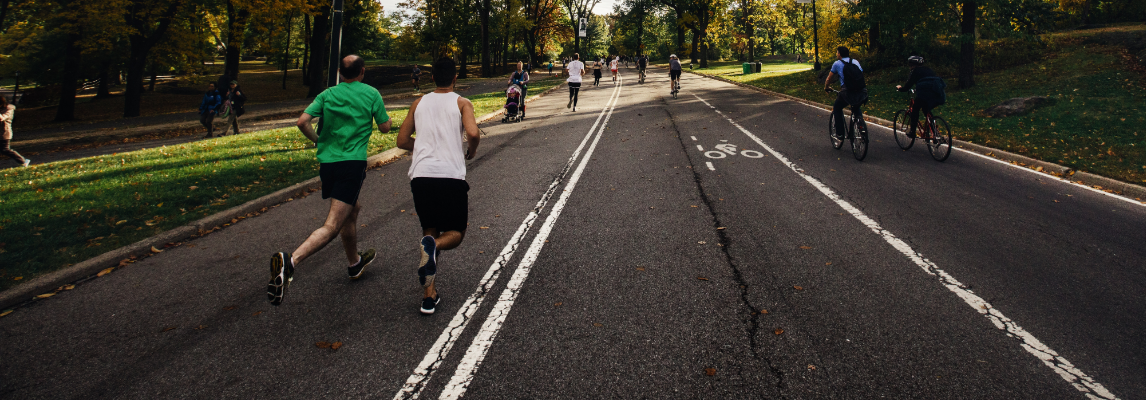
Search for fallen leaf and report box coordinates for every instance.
[794,286,804,290]
[554,302,563,306]
[224,305,239,311]
[799,246,811,249]
[36,293,55,299]
[691,205,698,208]
[478,251,485,254]
[774,328,784,335]
[194,325,207,330]
[400,210,406,212]
[12,276,21,281]
[825,262,832,265]
[808,364,816,370]
[636,267,645,271]
[162,326,177,332]
[716,227,726,230]
[156,203,164,207]
[118,259,132,267]
[189,186,198,190]
[698,241,706,244]
[760,309,769,314]
[62,284,75,290]
[97,267,115,277]
[0,310,13,318]
[593,323,603,327]
[252,311,263,316]
[705,368,717,376]
[697,277,709,281]
[151,246,163,253]
[480,226,489,229]
[331,342,343,350]
[116,220,127,225]
[316,341,331,349]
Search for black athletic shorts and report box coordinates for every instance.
[320,160,367,205]
[670,70,681,80]
[411,177,470,232]
[568,82,581,89]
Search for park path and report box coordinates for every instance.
[2,68,1141,399]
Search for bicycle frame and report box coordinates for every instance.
[906,90,937,139]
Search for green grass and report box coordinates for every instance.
[0,81,560,292]
[688,40,1146,185]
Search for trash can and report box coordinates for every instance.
[754,62,762,73]
[742,63,753,74]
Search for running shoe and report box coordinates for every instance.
[420,294,441,315]
[417,236,437,287]
[567,98,572,108]
[348,248,376,279]
[267,252,295,305]
[22,159,31,167]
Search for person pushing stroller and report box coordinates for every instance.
[507,62,530,119]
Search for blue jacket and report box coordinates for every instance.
[199,90,221,114]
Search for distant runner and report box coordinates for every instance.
[396,57,482,315]
[566,53,586,112]
[266,55,391,305]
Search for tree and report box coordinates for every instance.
[559,0,601,53]
[959,0,976,89]
[123,0,183,118]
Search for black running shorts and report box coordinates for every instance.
[670,70,681,80]
[410,177,470,233]
[320,160,367,205]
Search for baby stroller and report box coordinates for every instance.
[502,84,525,123]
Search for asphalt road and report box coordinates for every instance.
[1,68,1143,399]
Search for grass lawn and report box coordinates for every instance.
[687,27,1146,185]
[0,78,563,292]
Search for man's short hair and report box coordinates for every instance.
[572,53,579,60]
[432,57,456,87]
[837,46,850,58]
[339,55,365,80]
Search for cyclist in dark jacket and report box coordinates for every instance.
[199,83,222,138]
[897,56,944,138]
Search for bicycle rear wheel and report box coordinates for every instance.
[892,110,914,150]
[829,112,844,150]
[851,117,869,161]
[927,116,953,162]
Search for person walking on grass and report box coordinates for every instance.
[0,96,29,167]
[396,57,481,315]
[215,80,247,136]
[199,83,222,138]
[566,53,586,112]
[267,55,392,306]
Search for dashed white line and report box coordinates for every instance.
[437,77,625,400]
[696,145,704,151]
[691,136,698,141]
[693,93,1120,400]
[392,80,624,400]
[706,162,715,171]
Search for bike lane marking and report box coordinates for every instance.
[435,77,625,400]
[392,81,624,400]
[692,93,1120,400]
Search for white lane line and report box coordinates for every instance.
[392,81,624,400]
[438,77,625,400]
[706,162,715,171]
[696,145,704,151]
[786,96,1144,207]
[693,93,1120,400]
[691,136,698,141]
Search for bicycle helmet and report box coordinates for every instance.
[907,56,924,66]
[670,54,677,59]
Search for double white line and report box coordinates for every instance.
[394,78,624,400]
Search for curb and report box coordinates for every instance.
[0,147,409,311]
[0,81,568,312]
[682,69,1146,203]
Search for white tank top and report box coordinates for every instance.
[409,92,466,180]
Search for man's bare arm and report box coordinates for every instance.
[396,98,420,151]
[378,119,393,134]
[297,113,319,143]
[824,72,837,91]
[459,97,480,160]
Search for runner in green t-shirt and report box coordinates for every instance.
[267,55,393,306]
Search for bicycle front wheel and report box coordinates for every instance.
[927,116,953,162]
[852,118,869,161]
[829,112,844,150]
[892,110,914,150]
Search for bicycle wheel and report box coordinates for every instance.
[851,117,869,161]
[927,116,953,162]
[891,109,914,150]
[828,112,844,150]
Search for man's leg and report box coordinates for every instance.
[0,139,26,164]
[420,229,466,300]
[201,113,215,137]
[338,202,362,264]
[907,104,921,138]
[292,199,358,267]
[216,112,232,136]
[833,92,849,138]
[229,113,240,135]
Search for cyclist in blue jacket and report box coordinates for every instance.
[198,83,222,138]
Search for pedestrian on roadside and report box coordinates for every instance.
[216,80,247,136]
[266,55,392,306]
[412,64,422,91]
[592,57,602,86]
[567,53,586,112]
[610,55,619,83]
[199,83,222,138]
[509,61,530,117]
[548,61,554,76]
[0,96,29,167]
[396,57,481,315]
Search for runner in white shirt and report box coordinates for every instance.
[566,53,586,112]
[610,56,619,83]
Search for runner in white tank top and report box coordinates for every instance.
[397,57,482,315]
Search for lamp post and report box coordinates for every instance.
[326,0,345,88]
[12,71,19,104]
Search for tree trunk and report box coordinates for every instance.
[459,43,470,79]
[306,6,330,98]
[149,65,158,92]
[123,46,148,118]
[636,8,644,55]
[95,65,112,99]
[699,33,708,68]
[481,0,490,77]
[54,33,82,122]
[283,11,292,89]
[0,0,10,33]
[302,13,310,85]
[868,22,882,55]
[959,0,976,89]
[224,0,250,80]
[674,9,686,55]
[690,30,698,65]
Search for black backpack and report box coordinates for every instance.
[916,76,947,106]
[841,58,865,91]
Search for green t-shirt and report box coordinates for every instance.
[304,81,390,163]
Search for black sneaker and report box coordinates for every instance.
[420,294,441,315]
[417,236,437,287]
[348,248,376,279]
[267,252,295,305]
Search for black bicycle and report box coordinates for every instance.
[826,89,869,161]
[891,89,952,161]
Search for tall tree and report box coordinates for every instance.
[305,3,329,97]
[959,0,976,89]
[481,0,490,76]
[123,0,183,117]
[559,0,600,53]
[222,0,250,79]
